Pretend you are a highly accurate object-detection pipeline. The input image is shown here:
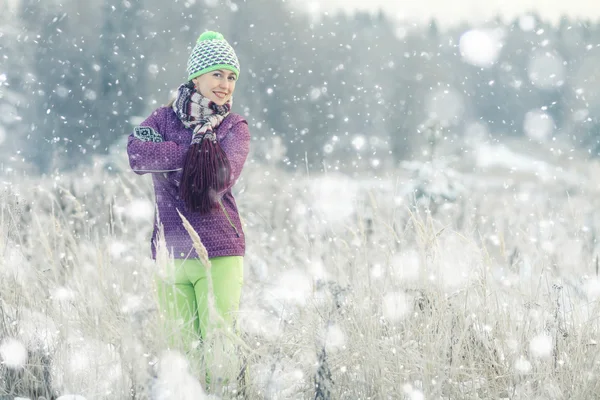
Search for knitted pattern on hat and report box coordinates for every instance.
[187,31,240,81]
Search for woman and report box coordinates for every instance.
[126,31,250,387]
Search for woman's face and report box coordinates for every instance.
[193,69,237,105]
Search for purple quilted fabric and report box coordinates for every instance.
[127,106,250,259]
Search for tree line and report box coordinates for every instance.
[1,0,600,174]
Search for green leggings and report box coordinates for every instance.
[154,256,244,385]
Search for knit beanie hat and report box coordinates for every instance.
[186,31,240,81]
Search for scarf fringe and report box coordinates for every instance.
[180,138,232,214]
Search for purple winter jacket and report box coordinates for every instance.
[126,106,250,260]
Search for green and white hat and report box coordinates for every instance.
[187,31,240,81]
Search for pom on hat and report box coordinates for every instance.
[187,31,240,81]
[197,31,224,42]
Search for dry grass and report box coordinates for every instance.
[1,150,600,399]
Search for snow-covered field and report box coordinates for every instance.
[2,140,600,399]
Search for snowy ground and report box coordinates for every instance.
[2,138,600,399]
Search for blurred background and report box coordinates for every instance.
[1,0,600,177]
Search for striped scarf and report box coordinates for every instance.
[172,81,231,143]
[172,82,232,214]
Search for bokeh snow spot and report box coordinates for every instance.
[239,306,282,339]
[433,234,481,289]
[402,383,425,400]
[519,15,536,32]
[323,324,346,352]
[148,64,160,75]
[556,239,583,269]
[55,85,69,98]
[583,278,600,301]
[459,29,503,68]
[0,125,5,146]
[0,338,28,369]
[308,258,327,281]
[310,174,357,223]
[110,241,128,258]
[153,350,206,400]
[352,135,366,151]
[529,334,553,358]
[0,103,17,124]
[382,292,411,322]
[310,87,322,101]
[268,269,312,307]
[464,121,489,146]
[121,294,145,315]
[390,249,420,283]
[395,26,408,40]
[514,356,532,374]
[84,89,97,101]
[52,286,76,309]
[125,198,154,222]
[1,245,33,287]
[524,110,554,141]
[528,50,565,89]
[252,358,305,398]
[371,263,383,279]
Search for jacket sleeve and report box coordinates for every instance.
[126,109,188,175]
[221,118,250,189]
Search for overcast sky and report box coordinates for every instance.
[295,0,600,27]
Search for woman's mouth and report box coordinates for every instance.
[213,91,227,99]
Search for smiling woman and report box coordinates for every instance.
[126,30,250,390]
[193,69,237,105]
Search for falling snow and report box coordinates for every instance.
[529,334,553,358]
[459,29,503,68]
[0,338,28,369]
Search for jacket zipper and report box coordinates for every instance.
[218,199,241,238]
[132,168,183,173]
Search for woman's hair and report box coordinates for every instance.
[165,85,183,108]
[166,80,191,108]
